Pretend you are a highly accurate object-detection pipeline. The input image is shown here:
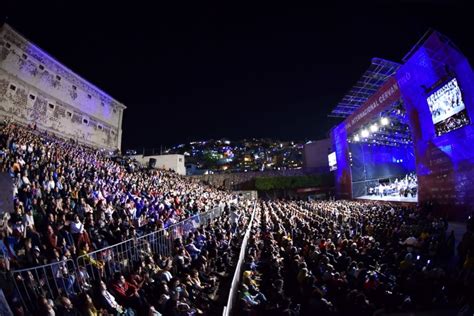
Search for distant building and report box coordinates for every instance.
[152,138,305,174]
[303,138,332,173]
[186,163,208,175]
[131,154,186,175]
[0,23,126,150]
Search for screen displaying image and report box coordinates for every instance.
[427,77,470,136]
[328,152,337,171]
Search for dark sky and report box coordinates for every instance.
[2,1,473,150]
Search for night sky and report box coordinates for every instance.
[2,1,473,151]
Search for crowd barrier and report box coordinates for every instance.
[8,205,225,313]
[223,201,258,316]
[11,258,78,312]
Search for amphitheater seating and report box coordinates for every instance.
[0,122,245,315]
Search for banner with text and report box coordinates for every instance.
[345,76,401,134]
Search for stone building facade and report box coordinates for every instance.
[0,23,125,150]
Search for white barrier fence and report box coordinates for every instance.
[8,206,225,313]
[223,201,258,316]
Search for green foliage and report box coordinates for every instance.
[254,174,332,191]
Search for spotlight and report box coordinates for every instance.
[361,129,369,138]
[381,117,389,126]
[353,134,360,142]
[370,124,379,132]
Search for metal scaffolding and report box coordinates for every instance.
[329,57,401,118]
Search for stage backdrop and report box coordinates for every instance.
[331,73,403,201]
[350,143,416,197]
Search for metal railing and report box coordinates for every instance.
[10,258,78,312]
[75,206,224,283]
[223,201,258,316]
[8,205,225,313]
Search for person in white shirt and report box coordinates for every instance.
[99,280,126,314]
[56,178,64,191]
[18,156,26,167]
[70,215,84,234]
[21,172,31,186]
[23,208,35,230]
[44,177,55,191]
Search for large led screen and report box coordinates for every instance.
[427,77,470,136]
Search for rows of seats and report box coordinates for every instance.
[239,200,474,315]
[0,121,248,315]
[3,120,474,315]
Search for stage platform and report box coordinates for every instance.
[355,195,418,203]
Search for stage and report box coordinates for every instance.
[329,31,474,219]
[355,195,417,203]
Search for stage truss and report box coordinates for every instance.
[346,100,413,147]
[329,57,413,147]
[329,58,400,118]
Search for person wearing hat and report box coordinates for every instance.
[12,217,26,239]
[30,245,45,266]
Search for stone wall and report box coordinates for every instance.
[0,24,125,150]
[191,169,310,190]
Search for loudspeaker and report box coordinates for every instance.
[148,158,156,168]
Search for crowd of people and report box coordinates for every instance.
[6,203,250,316]
[2,121,474,316]
[238,200,474,315]
[427,78,465,125]
[0,122,249,315]
[435,111,471,136]
[367,173,417,199]
[0,122,234,270]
